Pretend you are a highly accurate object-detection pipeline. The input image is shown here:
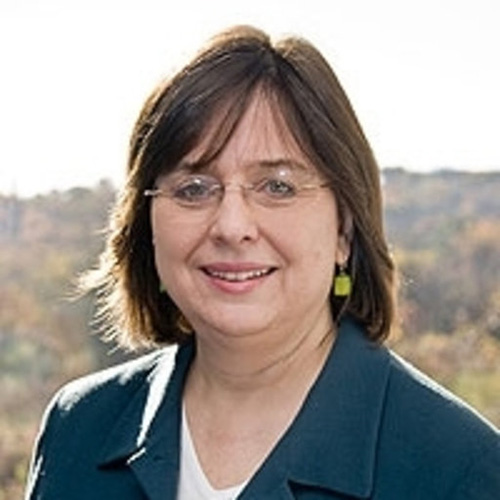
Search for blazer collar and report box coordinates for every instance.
[97,343,192,500]
[97,318,391,499]
[241,318,391,499]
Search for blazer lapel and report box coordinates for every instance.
[95,319,389,499]
[240,318,391,499]
[97,342,194,500]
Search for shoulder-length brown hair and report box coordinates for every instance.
[85,25,395,349]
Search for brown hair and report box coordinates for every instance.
[85,25,395,349]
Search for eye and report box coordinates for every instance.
[257,177,297,198]
[171,176,219,203]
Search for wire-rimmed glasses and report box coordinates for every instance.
[144,163,331,210]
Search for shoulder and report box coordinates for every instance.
[380,350,500,497]
[38,346,179,445]
[53,348,175,411]
[386,350,498,439]
[25,346,180,498]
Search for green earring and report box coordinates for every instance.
[334,265,352,297]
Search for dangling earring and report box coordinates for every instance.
[177,312,194,335]
[334,263,352,297]
[159,281,166,293]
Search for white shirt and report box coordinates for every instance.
[177,407,248,499]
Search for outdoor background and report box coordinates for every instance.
[2,169,499,500]
[1,1,500,499]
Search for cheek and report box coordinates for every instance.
[299,209,340,282]
[297,202,340,256]
[270,210,339,276]
[310,234,338,282]
[151,208,189,273]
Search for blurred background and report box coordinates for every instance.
[1,1,499,498]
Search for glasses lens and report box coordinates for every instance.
[157,164,326,210]
[170,175,221,206]
[247,165,320,206]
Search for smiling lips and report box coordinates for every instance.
[201,265,276,283]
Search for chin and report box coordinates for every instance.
[192,307,275,340]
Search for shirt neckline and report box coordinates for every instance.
[180,404,248,498]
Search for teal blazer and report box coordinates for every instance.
[26,318,500,499]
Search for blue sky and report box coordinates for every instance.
[1,0,499,196]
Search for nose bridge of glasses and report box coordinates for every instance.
[209,181,261,240]
[215,181,257,201]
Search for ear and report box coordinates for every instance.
[335,210,353,266]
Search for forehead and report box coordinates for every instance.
[180,91,315,172]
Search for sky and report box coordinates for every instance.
[1,0,499,196]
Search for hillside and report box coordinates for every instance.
[383,168,500,336]
[1,170,500,498]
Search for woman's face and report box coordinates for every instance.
[151,93,350,344]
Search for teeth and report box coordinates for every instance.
[207,268,271,282]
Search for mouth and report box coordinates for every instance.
[201,266,276,282]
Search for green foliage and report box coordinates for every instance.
[385,168,500,426]
[384,169,500,335]
[1,171,500,497]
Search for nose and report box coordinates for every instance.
[208,187,259,245]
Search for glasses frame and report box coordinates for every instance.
[144,180,331,207]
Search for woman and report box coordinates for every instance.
[26,26,499,499]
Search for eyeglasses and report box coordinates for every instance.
[144,166,331,210]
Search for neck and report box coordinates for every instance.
[185,313,336,401]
